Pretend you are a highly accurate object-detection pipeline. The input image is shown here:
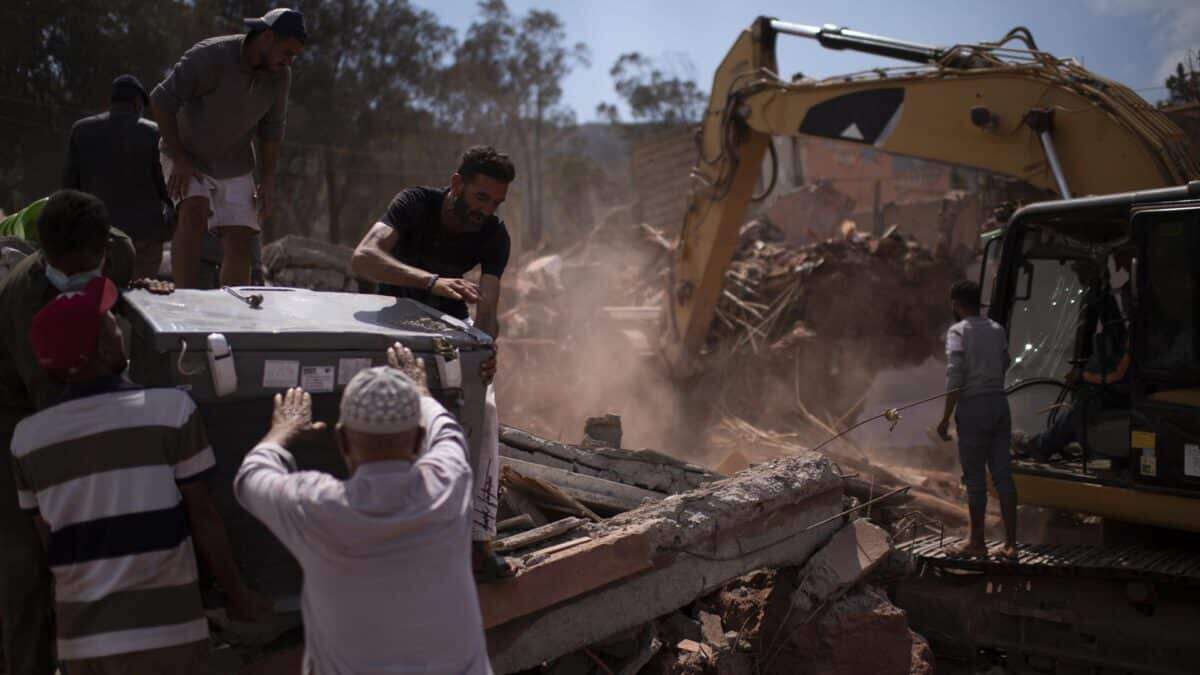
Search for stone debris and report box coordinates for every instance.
[676,640,713,658]
[484,448,845,673]
[698,611,727,647]
[582,413,624,448]
[789,518,893,615]
[636,566,930,674]
[262,235,360,292]
[483,424,931,675]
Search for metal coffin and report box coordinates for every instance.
[120,287,493,599]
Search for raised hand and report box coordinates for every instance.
[387,342,431,396]
[265,387,326,447]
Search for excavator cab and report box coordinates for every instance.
[987,182,1200,531]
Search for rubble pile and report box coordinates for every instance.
[497,216,963,445]
[484,422,936,674]
[713,220,960,366]
[262,235,363,292]
[654,519,928,675]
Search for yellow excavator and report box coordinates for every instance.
[665,17,1200,533]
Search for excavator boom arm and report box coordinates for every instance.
[663,17,1199,375]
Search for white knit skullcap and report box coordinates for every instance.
[339,366,421,434]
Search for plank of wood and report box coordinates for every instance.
[501,488,549,527]
[534,536,591,558]
[478,531,656,629]
[495,517,585,553]
[503,468,604,522]
[502,457,664,511]
[497,514,535,534]
[499,425,719,495]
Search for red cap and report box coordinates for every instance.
[30,277,119,374]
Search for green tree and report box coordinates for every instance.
[598,52,707,126]
[444,0,589,244]
[0,0,204,210]
[1165,51,1200,106]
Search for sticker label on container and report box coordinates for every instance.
[301,366,335,393]
[1186,444,1200,478]
[262,360,299,388]
[1140,448,1157,477]
[338,358,372,385]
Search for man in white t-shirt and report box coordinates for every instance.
[234,344,490,674]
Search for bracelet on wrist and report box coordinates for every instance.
[426,274,439,292]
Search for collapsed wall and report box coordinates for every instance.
[482,445,844,672]
[483,424,934,674]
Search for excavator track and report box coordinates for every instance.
[903,534,1200,585]
[894,534,1200,673]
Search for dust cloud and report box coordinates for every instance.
[495,241,959,473]
[494,223,705,453]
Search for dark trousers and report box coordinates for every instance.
[0,432,55,675]
[1032,406,1078,457]
[955,393,1016,513]
[1032,385,1128,459]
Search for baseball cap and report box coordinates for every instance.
[244,8,308,44]
[340,366,421,434]
[111,74,149,107]
[29,277,119,375]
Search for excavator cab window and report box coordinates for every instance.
[1003,224,1093,388]
[1136,210,1200,380]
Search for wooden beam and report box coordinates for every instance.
[503,467,604,522]
[497,514,535,534]
[534,536,591,558]
[478,531,656,629]
[502,457,664,512]
[495,517,585,553]
[501,486,550,527]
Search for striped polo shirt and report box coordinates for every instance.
[10,385,215,660]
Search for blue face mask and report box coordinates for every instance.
[45,263,103,292]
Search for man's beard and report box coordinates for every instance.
[453,193,486,227]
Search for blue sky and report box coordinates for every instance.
[412,0,1200,122]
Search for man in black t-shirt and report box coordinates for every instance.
[352,146,512,334]
[351,146,515,581]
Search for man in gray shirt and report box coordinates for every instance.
[937,280,1018,559]
[150,8,306,288]
[64,75,171,279]
[235,345,491,675]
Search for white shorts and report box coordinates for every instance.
[161,153,259,232]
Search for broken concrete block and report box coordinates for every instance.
[790,518,892,614]
[583,414,623,448]
[486,451,842,673]
[817,586,913,675]
[698,611,726,647]
[676,640,713,660]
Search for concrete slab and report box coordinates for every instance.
[500,426,721,495]
[698,611,726,646]
[485,450,843,673]
[790,518,892,614]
